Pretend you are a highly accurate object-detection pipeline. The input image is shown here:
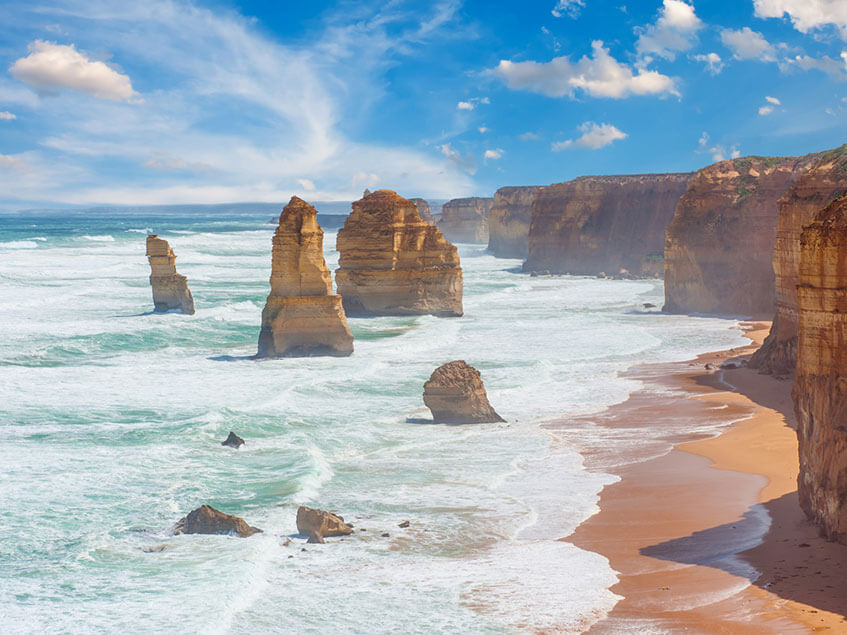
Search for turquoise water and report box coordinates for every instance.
[0,209,747,633]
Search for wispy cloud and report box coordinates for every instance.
[698,132,740,162]
[552,122,627,150]
[720,27,777,62]
[0,111,16,120]
[552,0,585,18]
[693,52,724,75]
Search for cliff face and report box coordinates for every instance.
[664,156,817,317]
[524,173,692,276]
[437,197,494,243]
[257,196,353,358]
[146,235,195,314]
[794,194,847,543]
[335,190,463,317]
[409,198,434,224]
[487,186,541,259]
[751,146,847,373]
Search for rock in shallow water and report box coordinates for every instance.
[146,235,195,314]
[296,506,353,541]
[221,431,244,448]
[174,505,262,537]
[423,360,504,424]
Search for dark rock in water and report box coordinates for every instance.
[142,544,167,553]
[381,532,390,537]
[221,431,245,448]
[398,520,410,528]
[296,506,353,541]
[643,303,657,309]
[306,533,325,544]
[174,504,262,537]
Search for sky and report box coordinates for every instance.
[0,0,846,209]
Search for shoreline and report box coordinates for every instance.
[562,321,847,632]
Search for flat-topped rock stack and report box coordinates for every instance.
[335,190,463,317]
[437,197,494,243]
[423,360,504,424]
[146,235,195,314]
[409,198,434,224]
[487,186,542,259]
[257,196,353,358]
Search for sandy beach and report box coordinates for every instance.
[563,322,847,632]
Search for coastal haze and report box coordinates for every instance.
[3,0,847,633]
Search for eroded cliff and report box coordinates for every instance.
[524,173,692,276]
[794,194,847,543]
[487,186,541,259]
[335,190,463,317]
[146,235,195,314]
[664,155,817,317]
[257,196,353,357]
[437,197,494,243]
[751,146,847,373]
[409,198,434,224]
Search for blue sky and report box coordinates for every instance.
[0,0,846,208]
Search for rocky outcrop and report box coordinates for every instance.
[174,505,262,537]
[423,360,504,424]
[664,155,819,317]
[146,235,195,314]
[794,194,847,543]
[296,506,353,542]
[221,431,244,448]
[335,190,463,317]
[409,198,434,224]
[257,196,354,358]
[524,173,692,276]
[487,186,541,258]
[750,146,847,374]
[437,197,494,243]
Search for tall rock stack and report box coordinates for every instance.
[409,198,434,224]
[146,235,195,314]
[664,156,816,317]
[751,145,847,374]
[256,196,353,358]
[525,173,692,276]
[437,197,494,243]
[487,186,541,259]
[335,190,463,317]
[794,194,847,543]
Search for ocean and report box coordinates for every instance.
[0,207,748,633]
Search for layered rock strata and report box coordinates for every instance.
[487,186,541,258]
[664,155,818,317]
[751,146,847,374]
[335,190,463,317]
[423,360,504,424]
[174,505,262,537]
[296,506,353,542]
[437,197,494,243]
[146,235,195,314]
[257,196,353,358]
[794,194,847,543]
[409,198,434,224]
[525,173,692,276]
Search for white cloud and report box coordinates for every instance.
[478,126,488,133]
[782,53,847,79]
[143,154,211,171]
[10,40,140,102]
[490,40,677,99]
[440,143,476,174]
[484,148,503,159]
[297,178,316,191]
[720,27,777,61]
[698,132,740,162]
[0,111,16,120]
[754,0,847,38]
[0,154,26,170]
[635,0,703,61]
[552,122,627,150]
[520,132,541,140]
[694,52,724,75]
[766,95,781,104]
[552,0,585,18]
[457,101,474,110]
[759,105,774,115]
[457,96,489,111]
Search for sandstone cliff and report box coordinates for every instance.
[664,156,819,318]
[257,196,353,358]
[437,197,494,243]
[335,190,463,317]
[409,198,434,224]
[423,360,504,424]
[750,146,847,374]
[146,235,195,314]
[487,186,541,259]
[794,194,847,543]
[524,173,692,276]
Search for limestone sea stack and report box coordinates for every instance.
[174,505,262,537]
[524,173,692,276]
[296,506,353,542]
[335,190,463,317]
[793,194,847,543]
[664,155,817,317]
[146,235,195,314]
[487,186,542,259]
[423,360,504,424]
[409,198,434,224]
[437,197,494,243]
[751,145,847,374]
[256,196,353,358]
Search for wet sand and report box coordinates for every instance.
[563,322,847,632]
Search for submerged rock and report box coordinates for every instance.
[174,505,262,537]
[296,506,353,541]
[423,360,504,424]
[146,235,195,314]
[221,431,244,449]
[256,196,353,358]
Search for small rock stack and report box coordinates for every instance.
[146,235,195,314]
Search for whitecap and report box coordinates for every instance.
[80,235,115,242]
